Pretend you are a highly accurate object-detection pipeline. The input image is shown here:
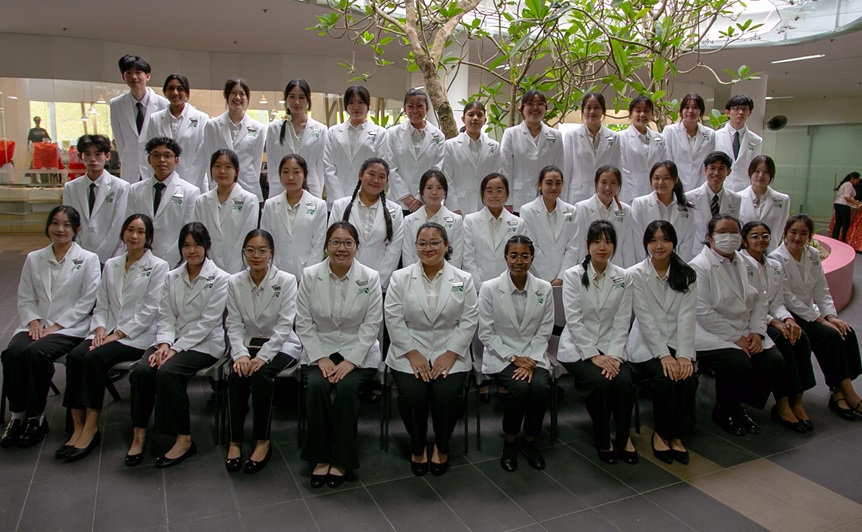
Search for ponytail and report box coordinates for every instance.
[580,254,592,288]
[667,252,697,293]
[672,180,691,210]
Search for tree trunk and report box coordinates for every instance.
[418,56,459,139]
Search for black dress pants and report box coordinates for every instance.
[129,348,215,435]
[767,325,816,397]
[833,204,852,241]
[63,339,143,410]
[634,356,697,441]
[301,365,375,470]
[1,331,82,416]
[227,352,295,443]
[793,314,862,388]
[697,346,785,411]
[390,369,468,455]
[562,359,634,451]
[493,365,550,437]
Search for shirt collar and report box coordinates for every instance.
[348,121,367,133]
[648,261,670,283]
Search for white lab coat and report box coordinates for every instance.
[557,262,632,363]
[562,123,622,204]
[662,122,715,191]
[630,192,697,262]
[384,121,446,207]
[738,186,790,254]
[686,183,742,257]
[572,194,638,268]
[15,242,101,339]
[714,124,762,193]
[90,250,169,350]
[462,207,526,289]
[478,271,554,374]
[740,249,792,323]
[443,132,503,215]
[127,172,201,267]
[192,185,259,274]
[330,196,405,290]
[500,122,565,212]
[63,170,130,263]
[142,104,209,191]
[225,266,302,363]
[197,112,266,201]
[265,117,328,198]
[401,205,464,268]
[296,258,383,368]
[384,262,478,374]
[323,121,387,208]
[618,125,667,203]
[689,248,766,352]
[260,190,327,280]
[156,258,229,357]
[110,88,169,184]
[769,243,838,322]
[519,196,578,281]
[626,258,697,362]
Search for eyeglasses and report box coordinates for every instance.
[243,247,272,257]
[415,240,444,250]
[506,253,533,262]
[328,239,356,249]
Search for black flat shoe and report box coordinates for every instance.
[712,407,745,437]
[54,444,74,459]
[66,432,101,462]
[671,449,690,465]
[410,459,429,476]
[225,456,242,473]
[154,442,197,468]
[17,418,48,448]
[738,408,760,435]
[479,392,491,404]
[310,473,328,488]
[430,460,448,476]
[651,432,673,464]
[799,418,814,431]
[125,444,146,467]
[597,448,617,465]
[619,449,639,465]
[520,442,545,470]
[829,397,856,421]
[327,473,346,488]
[500,442,518,473]
[771,406,807,433]
[244,447,272,474]
[1,419,23,448]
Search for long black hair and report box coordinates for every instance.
[279,79,312,144]
[580,220,616,288]
[342,158,393,243]
[642,220,696,293]
[650,160,691,210]
[835,172,861,191]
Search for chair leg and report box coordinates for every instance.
[49,380,60,396]
[105,380,122,402]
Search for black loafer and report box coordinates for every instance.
[619,449,639,465]
[244,447,272,474]
[17,418,48,448]
[154,442,197,468]
[66,432,101,462]
[799,418,814,432]
[712,407,745,437]
[829,397,856,421]
[520,442,545,470]
[54,444,74,460]
[651,432,673,464]
[671,449,690,465]
[430,460,448,476]
[225,456,242,473]
[738,408,760,435]
[597,448,617,465]
[771,405,807,434]
[310,473,328,489]
[410,459,429,476]
[1,419,23,448]
[125,445,146,467]
[327,473,346,488]
[500,443,518,473]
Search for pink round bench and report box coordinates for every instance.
[813,235,855,312]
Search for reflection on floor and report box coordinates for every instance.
[1,236,862,532]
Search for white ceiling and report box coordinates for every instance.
[1,0,860,101]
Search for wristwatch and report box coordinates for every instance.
[508,355,517,363]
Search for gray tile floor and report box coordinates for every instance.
[1,238,862,531]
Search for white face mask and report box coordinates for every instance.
[713,233,742,254]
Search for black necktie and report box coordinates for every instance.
[136,102,145,134]
[153,182,166,214]
[88,183,96,214]
[732,131,740,159]
[711,193,720,217]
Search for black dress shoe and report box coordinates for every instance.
[500,442,518,472]
[597,448,617,465]
[671,449,690,465]
[799,418,814,431]
[327,473,346,488]
[154,442,197,468]
[244,447,272,474]
[54,444,74,459]
[410,459,429,476]
[1,419,23,448]
[712,407,745,436]
[311,473,328,488]
[125,445,146,467]
[225,456,242,473]
[737,408,760,434]
[364,390,382,405]
[429,460,449,476]
[619,449,639,465]
[66,432,101,462]
[771,406,807,434]
[829,397,856,421]
[520,442,545,470]
[651,432,673,464]
[17,418,48,448]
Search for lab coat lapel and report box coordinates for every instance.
[186,259,213,303]
[233,116,250,147]
[341,264,362,319]
[435,262,456,319]
[520,275,540,332]
[458,135,477,170]
[410,264,434,321]
[219,114,234,149]
[155,177,180,219]
[174,105,192,140]
[124,93,139,139]
[316,263,333,317]
[256,268,279,320]
[90,173,112,219]
[497,274,519,328]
